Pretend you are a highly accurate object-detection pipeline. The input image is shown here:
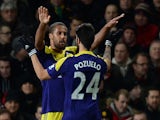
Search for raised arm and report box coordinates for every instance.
[31,54,51,80]
[90,13,124,51]
[19,35,51,80]
[35,6,51,50]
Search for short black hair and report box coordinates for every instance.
[49,22,67,33]
[76,23,95,50]
[144,86,160,98]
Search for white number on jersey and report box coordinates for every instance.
[71,71,100,100]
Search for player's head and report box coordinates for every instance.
[49,22,68,51]
[75,23,95,50]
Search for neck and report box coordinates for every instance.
[51,46,63,53]
[78,43,88,52]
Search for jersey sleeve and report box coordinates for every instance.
[46,56,69,80]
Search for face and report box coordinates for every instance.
[0,113,11,120]
[35,106,42,120]
[0,26,11,45]
[115,94,129,113]
[49,25,67,51]
[146,90,160,110]
[5,100,19,114]
[133,113,147,120]
[21,82,34,95]
[133,55,149,77]
[130,85,142,99]
[70,19,83,38]
[123,29,136,45]
[114,43,129,64]
[105,4,118,22]
[134,12,148,26]
[149,42,160,61]
[1,9,17,23]
[0,60,11,79]
[119,0,132,10]
[153,0,160,8]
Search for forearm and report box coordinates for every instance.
[31,54,51,80]
[35,23,48,50]
[103,41,112,71]
[90,13,124,51]
[90,24,110,51]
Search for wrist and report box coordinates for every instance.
[28,48,37,57]
[105,40,112,47]
[39,22,48,28]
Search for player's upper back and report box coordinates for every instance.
[56,51,107,100]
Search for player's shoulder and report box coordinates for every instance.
[65,46,77,54]
[55,54,73,70]
[58,54,73,63]
[96,55,107,62]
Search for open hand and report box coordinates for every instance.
[105,13,125,28]
[38,6,51,24]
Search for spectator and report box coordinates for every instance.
[118,0,135,27]
[106,42,131,92]
[19,74,40,115]
[126,81,145,111]
[149,40,160,87]
[0,23,12,57]
[119,24,142,58]
[134,3,159,52]
[144,86,160,120]
[0,56,18,105]
[96,3,120,55]
[105,89,133,120]
[0,1,30,39]
[4,89,35,120]
[125,52,155,90]
[67,15,84,46]
[133,110,147,120]
[112,42,131,76]
[149,40,160,67]
[0,109,12,120]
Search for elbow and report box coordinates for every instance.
[35,42,44,51]
[36,71,49,81]
[37,74,46,81]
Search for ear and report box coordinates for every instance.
[49,33,52,39]
[76,35,80,44]
[77,38,80,44]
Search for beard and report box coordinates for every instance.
[54,42,66,50]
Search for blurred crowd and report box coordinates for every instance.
[0,0,160,120]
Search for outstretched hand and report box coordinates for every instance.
[105,13,125,28]
[38,6,51,24]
